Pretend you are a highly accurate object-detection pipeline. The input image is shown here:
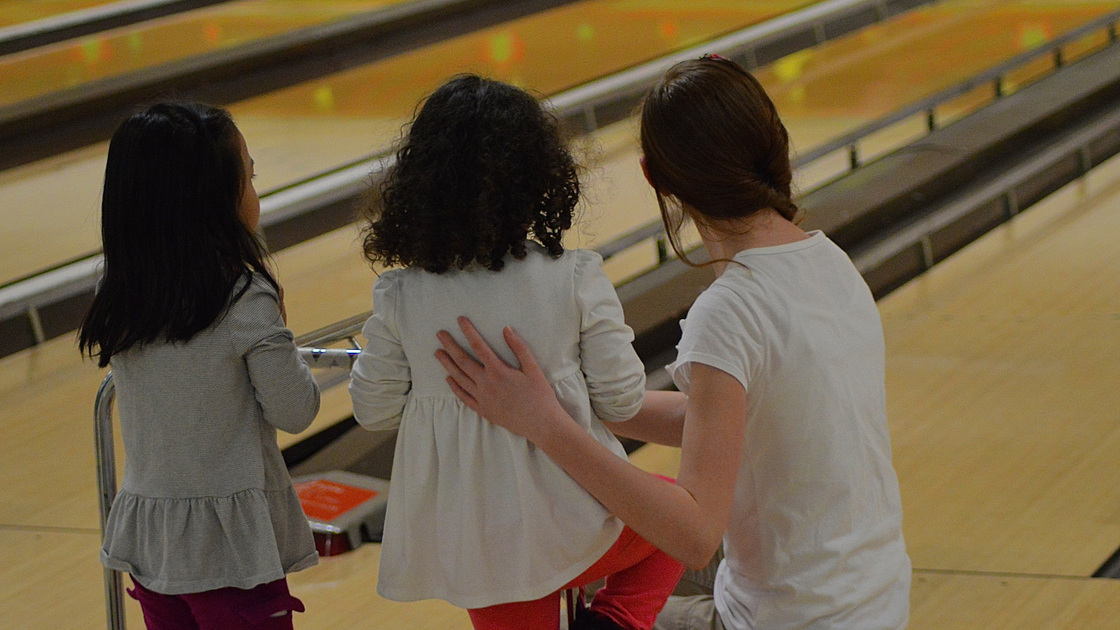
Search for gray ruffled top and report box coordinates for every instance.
[100,274,321,594]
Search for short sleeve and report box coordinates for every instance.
[573,250,645,422]
[226,275,321,434]
[667,285,760,395]
[349,272,411,431]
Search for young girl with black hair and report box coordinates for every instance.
[79,102,321,630]
[435,57,912,630]
[348,75,684,630]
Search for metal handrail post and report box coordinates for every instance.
[94,373,125,630]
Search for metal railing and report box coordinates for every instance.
[93,346,359,630]
[851,85,1120,290]
[2,0,941,361]
[793,9,1120,171]
[600,9,1120,272]
[94,3,1120,626]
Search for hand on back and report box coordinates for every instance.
[435,317,568,444]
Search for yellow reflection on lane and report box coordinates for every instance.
[0,0,814,286]
[0,0,410,109]
[756,0,1120,184]
[0,1,116,29]
[234,1,816,191]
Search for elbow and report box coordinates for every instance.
[348,379,408,431]
[679,528,724,571]
[591,395,644,425]
[352,409,402,432]
[684,548,719,572]
[270,390,320,434]
[349,393,404,432]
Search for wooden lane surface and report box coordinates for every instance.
[881,150,1120,578]
[0,0,117,29]
[910,571,1120,629]
[0,0,815,287]
[6,4,1120,626]
[6,0,1118,292]
[7,110,1120,630]
[0,0,408,109]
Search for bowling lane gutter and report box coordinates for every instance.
[0,0,236,57]
[0,0,583,172]
[0,0,940,360]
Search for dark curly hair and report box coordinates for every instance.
[362,75,580,273]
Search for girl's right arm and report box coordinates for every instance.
[437,319,746,569]
[607,390,688,447]
[349,274,411,431]
[233,278,321,434]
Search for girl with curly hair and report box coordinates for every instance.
[348,75,684,630]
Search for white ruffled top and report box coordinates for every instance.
[349,244,645,608]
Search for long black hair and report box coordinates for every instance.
[361,75,580,273]
[79,102,276,367]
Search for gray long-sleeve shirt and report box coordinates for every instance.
[100,273,321,594]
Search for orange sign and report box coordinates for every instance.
[295,479,379,522]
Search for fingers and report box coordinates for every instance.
[437,330,483,379]
[458,317,506,369]
[445,376,480,414]
[503,326,542,376]
[434,349,475,393]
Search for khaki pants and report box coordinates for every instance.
[652,546,727,630]
[653,594,726,630]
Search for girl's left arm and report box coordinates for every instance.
[349,274,411,431]
[437,319,745,569]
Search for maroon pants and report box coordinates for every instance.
[128,576,304,630]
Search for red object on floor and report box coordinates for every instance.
[293,471,390,556]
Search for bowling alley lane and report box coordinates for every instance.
[244,0,1120,292]
[759,0,1120,186]
[0,0,414,109]
[0,0,817,287]
[270,0,1120,334]
[0,0,117,29]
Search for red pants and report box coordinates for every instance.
[467,525,685,630]
[128,576,304,630]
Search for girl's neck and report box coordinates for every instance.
[696,207,809,276]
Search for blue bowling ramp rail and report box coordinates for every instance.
[93,345,360,630]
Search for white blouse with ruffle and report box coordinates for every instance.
[349,244,645,608]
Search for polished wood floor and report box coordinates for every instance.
[0,1,413,109]
[4,1,1120,628]
[0,0,812,286]
[4,121,1120,630]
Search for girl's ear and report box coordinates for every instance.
[639,155,656,190]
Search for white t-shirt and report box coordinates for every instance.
[668,232,910,630]
[349,243,644,608]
